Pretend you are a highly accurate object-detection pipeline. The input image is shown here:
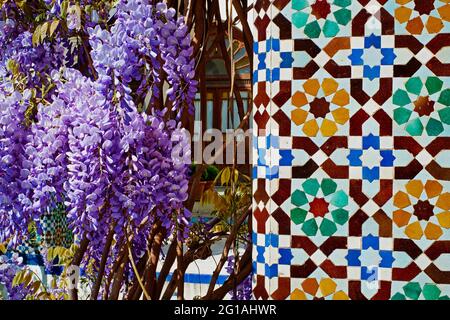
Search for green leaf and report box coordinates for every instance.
[30,282,41,295]
[50,20,60,37]
[0,243,6,254]
[221,167,231,185]
[23,273,33,287]
[14,0,32,16]
[233,169,239,183]
[40,22,49,43]
[12,270,26,287]
[32,25,41,46]
[60,0,69,18]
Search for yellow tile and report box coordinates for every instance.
[424,180,443,199]
[394,210,412,227]
[332,107,349,125]
[394,191,411,209]
[405,221,423,240]
[331,89,350,107]
[303,119,319,137]
[303,79,321,96]
[320,278,337,297]
[321,119,338,137]
[395,7,412,24]
[424,223,443,240]
[405,180,423,199]
[322,78,338,96]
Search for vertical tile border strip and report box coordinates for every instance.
[252,0,450,300]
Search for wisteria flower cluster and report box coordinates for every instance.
[0,253,28,300]
[226,255,252,300]
[0,83,33,245]
[0,2,64,87]
[0,0,196,299]
[89,0,197,118]
[26,69,191,261]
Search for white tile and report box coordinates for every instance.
[415,253,433,270]
[349,136,363,149]
[310,250,327,266]
[312,149,328,166]
[349,167,363,179]
[415,47,433,65]
[362,200,380,216]
[416,149,433,166]
[352,66,364,78]
[379,167,394,179]
[347,266,361,280]
[379,237,394,251]
[380,136,394,149]
[348,237,362,249]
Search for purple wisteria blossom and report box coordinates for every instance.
[226,255,253,300]
[0,253,28,300]
[26,67,191,262]
[0,83,33,245]
[89,0,198,119]
[0,0,196,296]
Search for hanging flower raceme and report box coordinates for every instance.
[0,0,196,296]
[89,0,197,119]
[25,68,191,261]
[0,83,34,245]
[0,253,28,300]
[0,2,65,88]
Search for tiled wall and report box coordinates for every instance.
[252,0,449,300]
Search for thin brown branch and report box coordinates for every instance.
[155,238,178,299]
[202,244,251,300]
[108,253,129,300]
[205,206,250,296]
[176,238,184,300]
[68,236,89,300]
[90,226,115,300]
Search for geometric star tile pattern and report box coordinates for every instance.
[252,0,450,300]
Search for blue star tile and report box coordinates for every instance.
[380,150,395,166]
[266,166,279,180]
[266,69,272,82]
[258,53,267,70]
[349,49,364,65]
[252,232,258,244]
[363,65,380,80]
[381,48,397,65]
[346,249,362,267]
[362,234,379,250]
[362,167,380,182]
[252,71,258,84]
[253,41,259,54]
[270,234,279,247]
[363,134,380,150]
[279,249,293,265]
[265,263,278,279]
[348,150,363,166]
[361,266,378,281]
[279,150,294,166]
[272,68,280,81]
[257,246,266,263]
[364,34,381,49]
[267,134,279,148]
[268,37,280,52]
[379,250,395,268]
[258,149,266,166]
[280,52,294,68]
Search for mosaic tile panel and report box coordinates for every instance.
[252,0,450,300]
